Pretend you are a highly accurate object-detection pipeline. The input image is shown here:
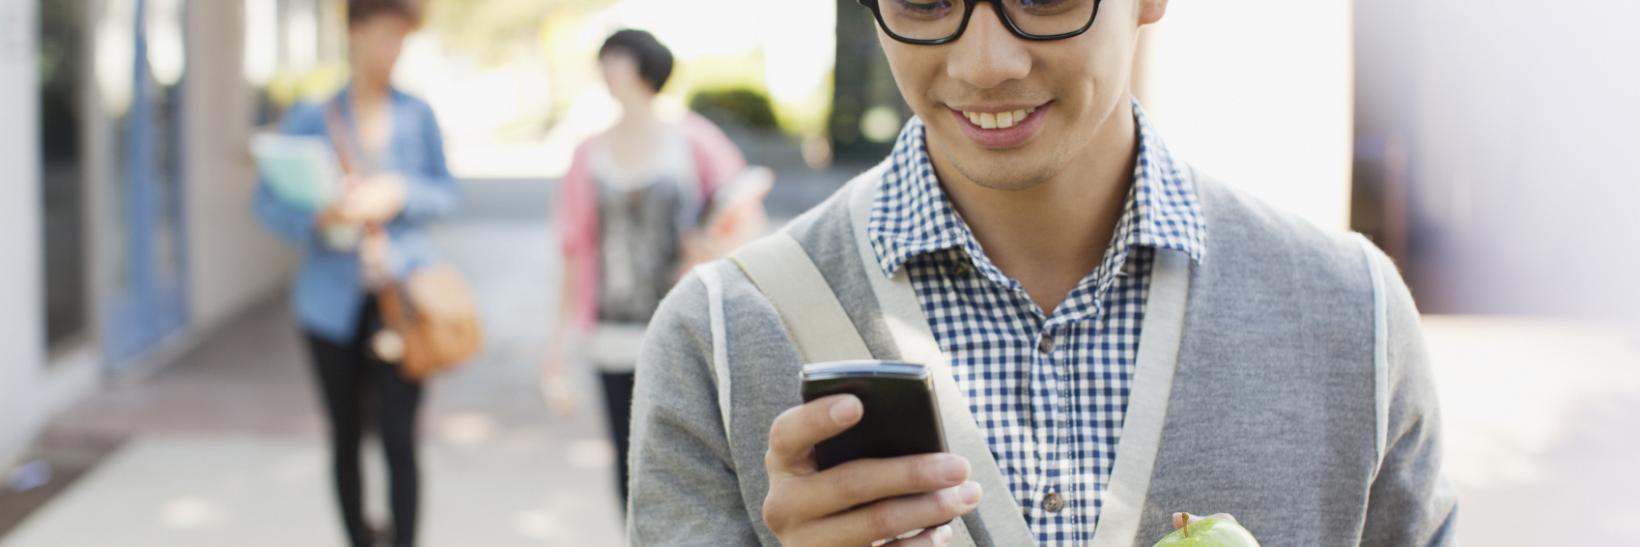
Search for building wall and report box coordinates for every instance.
[184,0,296,329]
[1138,1,1640,319]
[1137,1,1355,231]
[3,0,299,466]
[1,0,46,467]
[1355,0,1640,318]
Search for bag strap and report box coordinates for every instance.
[696,263,735,447]
[322,100,395,287]
[844,175,1035,546]
[323,102,358,177]
[727,229,983,547]
[729,234,872,363]
[323,99,381,177]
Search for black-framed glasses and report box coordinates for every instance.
[858,0,1102,45]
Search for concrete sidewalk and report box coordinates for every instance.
[1,217,625,546]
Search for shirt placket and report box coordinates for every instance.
[1029,314,1061,525]
[1023,286,1096,535]
[1057,269,1117,541]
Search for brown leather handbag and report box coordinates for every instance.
[323,103,483,380]
[373,260,483,380]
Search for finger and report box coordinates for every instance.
[892,524,955,547]
[783,453,969,520]
[765,395,862,474]
[790,482,981,547]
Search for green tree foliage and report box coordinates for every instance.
[689,88,780,131]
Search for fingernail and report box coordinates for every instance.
[829,396,861,425]
[937,456,969,483]
[958,481,982,505]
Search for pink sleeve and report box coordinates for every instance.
[683,112,747,199]
[556,141,600,332]
[557,142,597,255]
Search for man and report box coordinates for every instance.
[628,0,1458,545]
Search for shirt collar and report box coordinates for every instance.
[867,99,1207,281]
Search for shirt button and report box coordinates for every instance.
[951,259,973,278]
[1038,333,1055,354]
[1041,491,1066,513]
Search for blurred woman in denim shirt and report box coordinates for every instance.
[252,1,457,545]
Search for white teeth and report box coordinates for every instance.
[962,107,1037,130]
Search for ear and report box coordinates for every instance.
[1138,0,1169,26]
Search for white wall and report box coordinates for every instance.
[185,0,296,328]
[1356,0,1640,318]
[1136,0,1355,231]
[0,0,46,467]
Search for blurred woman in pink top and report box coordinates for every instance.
[544,29,770,512]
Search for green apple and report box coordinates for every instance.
[1152,513,1260,547]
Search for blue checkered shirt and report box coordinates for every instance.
[867,101,1207,544]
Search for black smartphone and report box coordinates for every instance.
[800,360,948,471]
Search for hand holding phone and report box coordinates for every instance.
[758,361,981,547]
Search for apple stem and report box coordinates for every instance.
[1181,513,1190,537]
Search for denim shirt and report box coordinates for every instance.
[253,85,461,343]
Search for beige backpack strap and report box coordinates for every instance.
[729,233,872,363]
[846,176,1033,546]
[729,229,982,547]
[696,264,736,446]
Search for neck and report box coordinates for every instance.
[616,97,659,129]
[351,76,391,108]
[933,100,1138,314]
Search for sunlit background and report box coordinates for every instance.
[3,0,1638,545]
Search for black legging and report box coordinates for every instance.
[304,298,423,547]
[598,369,635,512]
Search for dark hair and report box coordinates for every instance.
[347,0,422,28]
[599,29,674,94]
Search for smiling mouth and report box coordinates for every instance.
[957,106,1039,130]
[944,101,1052,149]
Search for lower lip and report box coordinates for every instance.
[948,103,1050,149]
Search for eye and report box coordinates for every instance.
[889,0,957,19]
[1012,0,1081,16]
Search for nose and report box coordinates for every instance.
[945,3,1032,90]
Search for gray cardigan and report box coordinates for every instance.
[628,163,1459,546]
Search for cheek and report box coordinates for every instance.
[360,37,390,65]
[877,32,934,104]
[1047,36,1133,115]
[613,73,637,94]
[884,50,945,117]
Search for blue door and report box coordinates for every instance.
[103,0,189,364]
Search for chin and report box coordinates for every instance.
[949,156,1056,192]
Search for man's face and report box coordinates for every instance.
[877,0,1151,191]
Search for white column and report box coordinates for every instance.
[185,0,296,329]
[1135,1,1355,231]
[0,0,45,467]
